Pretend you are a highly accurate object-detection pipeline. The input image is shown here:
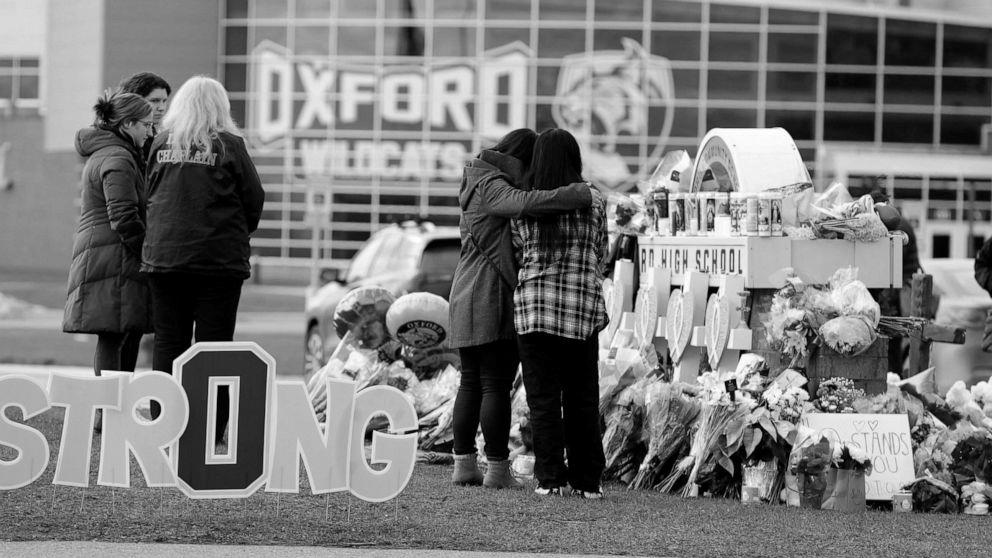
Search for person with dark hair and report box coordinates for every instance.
[448,128,593,488]
[119,72,171,158]
[143,76,264,448]
[511,128,608,499]
[63,90,155,430]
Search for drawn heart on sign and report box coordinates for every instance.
[868,419,879,431]
[666,289,693,363]
[705,293,731,369]
[853,420,866,432]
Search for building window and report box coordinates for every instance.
[882,112,934,144]
[767,33,818,64]
[824,111,875,141]
[884,19,936,67]
[827,14,878,66]
[0,57,41,115]
[943,25,992,68]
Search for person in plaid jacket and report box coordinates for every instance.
[511,128,609,499]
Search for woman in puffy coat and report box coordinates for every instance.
[63,90,155,382]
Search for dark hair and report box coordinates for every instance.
[119,72,172,97]
[523,128,584,251]
[93,89,152,129]
[489,128,537,168]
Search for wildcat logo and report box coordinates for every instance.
[552,39,674,191]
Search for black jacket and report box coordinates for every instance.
[63,127,151,333]
[142,131,264,278]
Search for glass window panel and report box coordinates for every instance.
[226,0,248,18]
[768,33,818,64]
[433,27,475,57]
[672,68,700,99]
[296,0,331,18]
[538,28,585,58]
[539,0,584,21]
[485,27,530,50]
[824,111,875,141]
[337,26,375,55]
[295,26,329,55]
[595,0,642,21]
[708,70,757,100]
[255,0,288,18]
[942,76,991,108]
[594,29,643,51]
[651,0,702,24]
[535,102,556,131]
[0,76,12,98]
[432,0,477,18]
[19,58,39,68]
[940,113,988,145]
[882,112,933,143]
[651,30,700,61]
[826,14,878,66]
[486,0,532,20]
[340,0,376,18]
[230,99,246,126]
[766,110,815,140]
[0,59,12,68]
[710,3,759,24]
[671,106,698,137]
[17,75,38,99]
[225,26,248,55]
[254,26,288,49]
[767,71,817,102]
[884,19,936,67]
[893,176,923,201]
[883,74,934,105]
[943,25,992,68]
[536,64,561,96]
[392,25,425,56]
[769,8,818,25]
[224,63,247,93]
[708,32,758,62]
[825,72,875,104]
[706,108,756,129]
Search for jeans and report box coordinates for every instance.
[94,331,142,376]
[517,332,604,492]
[452,339,519,461]
[147,272,243,443]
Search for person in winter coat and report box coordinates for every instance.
[143,76,264,446]
[511,128,608,499]
[974,237,992,351]
[63,91,155,386]
[448,129,592,489]
[119,72,171,161]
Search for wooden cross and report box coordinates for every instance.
[903,273,966,376]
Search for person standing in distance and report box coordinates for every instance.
[118,72,171,160]
[142,76,264,448]
[63,91,155,430]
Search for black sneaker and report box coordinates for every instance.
[571,487,604,500]
[534,485,563,496]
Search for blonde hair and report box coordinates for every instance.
[161,76,242,157]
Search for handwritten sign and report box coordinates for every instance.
[800,413,914,501]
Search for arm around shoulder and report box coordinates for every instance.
[481,179,592,218]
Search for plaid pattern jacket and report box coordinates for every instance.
[511,187,609,341]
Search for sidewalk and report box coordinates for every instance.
[0,308,302,335]
[0,541,652,558]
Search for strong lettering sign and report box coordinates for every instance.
[640,240,746,284]
[0,342,418,502]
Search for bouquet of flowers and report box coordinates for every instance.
[678,397,750,497]
[812,377,865,414]
[787,432,833,509]
[762,382,810,425]
[763,275,820,363]
[961,480,992,515]
[821,442,872,512]
[950,433,992,482]
[601,378,648,484]
[632,382,702,491]
[946,380,992,431]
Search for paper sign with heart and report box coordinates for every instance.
[666,289,693,363]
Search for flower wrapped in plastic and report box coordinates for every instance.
[812,377,865,414]
[631,382,702,491]
[763,274,822,363]
[905,476,960,514]
[677,398,750,497]
[950,433,992,483]
[819,315,877,357]
[787,430,833,509]
[606,191,649,236]
[946,380,992,431]
[601,377,649,484]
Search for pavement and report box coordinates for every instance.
[0,542,650,557]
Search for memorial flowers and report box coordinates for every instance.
[812,377,865,414]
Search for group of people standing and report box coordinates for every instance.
[62,72,264,446]
[448,128,609,499]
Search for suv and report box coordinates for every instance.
[303,222,461,377]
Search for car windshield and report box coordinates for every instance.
[344,232,387,284]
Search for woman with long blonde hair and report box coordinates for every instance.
[142,76,264,447]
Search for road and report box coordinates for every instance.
[0,270,311,376]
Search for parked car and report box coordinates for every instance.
[303,221,461,377]
[924,258,992,391]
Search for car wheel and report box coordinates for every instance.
[304,324,325,380]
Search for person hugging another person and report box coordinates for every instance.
[63,90,155,431]
[448,128,593,488]
[142,76,264,449]
[511,128,609,499]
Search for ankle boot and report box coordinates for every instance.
[452,453,483,486]
[483,458,522,489]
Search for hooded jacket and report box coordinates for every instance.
[142,131,264,278]
[63,126,151,334]
[447,149,592,348]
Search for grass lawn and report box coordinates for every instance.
[0,409,987,557]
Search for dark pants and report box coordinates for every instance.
[147,272,243,443]
[94,331,142,376]
[517,332,604,492]
[452,339,519,461]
